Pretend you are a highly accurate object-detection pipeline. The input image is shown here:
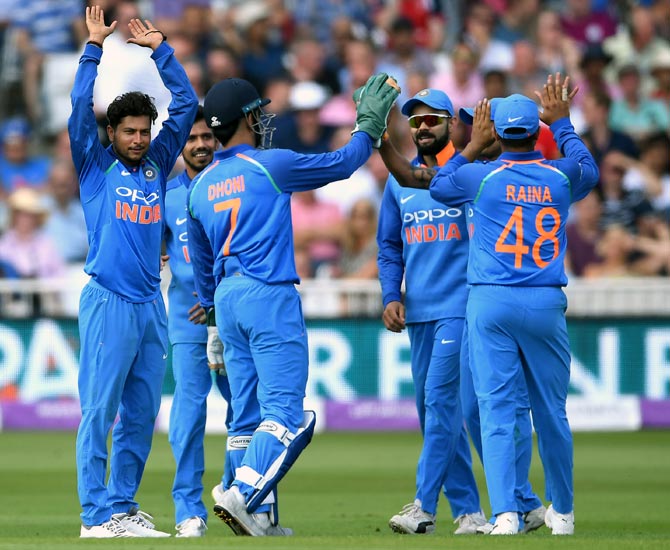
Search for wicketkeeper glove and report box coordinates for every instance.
[206,307,226,376]
[352,73,400,148]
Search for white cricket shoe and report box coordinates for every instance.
[522,505,547,533]
[118,509,171,537]
[476,522,494,534]
[454,510,488,534]
[176,516,207,537]
[388,500,436,534]
[545,504,574,535]
[211,482,225,504]
[489,512,519,535]
[213,485,292,536]
[80,516,136,538]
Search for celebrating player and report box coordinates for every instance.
[70,5,198,538]
[186,74,399,536]
[377,88,487,535]
[382,74,598,535]
[163,106,232,537]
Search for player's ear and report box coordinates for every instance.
[106,125,114,143]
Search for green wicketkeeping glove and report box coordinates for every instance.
[352,73,400,147]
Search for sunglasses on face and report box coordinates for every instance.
[408,114,451,128]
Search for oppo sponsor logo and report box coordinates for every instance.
[403,207,463,224]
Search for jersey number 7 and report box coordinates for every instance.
[214,198,241,256]
[495,205,560,269]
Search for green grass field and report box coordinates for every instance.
[0,430,668,549]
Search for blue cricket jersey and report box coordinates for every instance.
[187,133,373,308]
[430,118,599,287]
[377,142,469,323]
[69,42,198,302]
[164,172,207,344]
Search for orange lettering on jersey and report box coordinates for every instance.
[405,223,463,244]
[182,245,190,263]
[506,186,553,203]
[208,175,245,200]
[115,200,161,224]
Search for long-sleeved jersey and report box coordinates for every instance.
[429,118,599,287]
[187,133,373,308]
[69,42,198,302]
[164,172,206,344]
[377,143,469,324]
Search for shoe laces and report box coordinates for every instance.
[126,510,156,529]
[399,501,433,521]
[454,511,484,527]
[104,517,129,535]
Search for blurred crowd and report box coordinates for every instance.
[0,0,668,286]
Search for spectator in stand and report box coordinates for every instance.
[491,0,539,44]
[623,132,670,218]
[507,40,549,100]
[334,198,378,279]
[559,0,618,47]
[565,190,604,277]
[603,4,670,96]
[629,215,670,276]
[572,43,618,109]
[0,117,51,197]
[273,81,333,153]
[430,42,484,111]
[291,189,344,277]
[377,16,435,106]
[0,187,65,279]
[582,224,634,278]
[291,0,373,46]
[42,159,88,264]
[649,47,670,111]
[599,150,655,233]
[204,45,241,91]
[608,62,670,144]
[580,90,638,167]
[234,1,287,95]
[534,10,581,78]
[461,2,514,72]
[10,0,86,132]
[284,35,340,95]
[321,38,379,129]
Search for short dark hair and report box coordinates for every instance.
[500,132,538,149]
[194,104,205,124]
[212,118,243,147]
[106,91,158,129]
[588,90,612,111]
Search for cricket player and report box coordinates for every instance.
[70,5,198,538]
[186,74,399,536]
[378,89,487,536]
[457,101,546,534]
[164,106,232,537]
[382,75,599,535]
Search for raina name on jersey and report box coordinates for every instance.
[506,185,553,203]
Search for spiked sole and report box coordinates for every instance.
[213,504,252,536]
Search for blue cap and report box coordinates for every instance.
[492,94,539,139]
[401,88,454,116]
[458,98,503,125]
[0,117,31,143]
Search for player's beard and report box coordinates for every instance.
[414,131,450,157]
[183,149,212,173]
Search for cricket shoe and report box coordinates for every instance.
[454,510,488,534]
[522,505,547,533]
[388,500,436,534]
[211,482,225,504]
[118,508,171,537]
[80,516,136,538]
[176,516,207,537]
[545,504,574,535]
[476,522,494,534]
[213,485,293,536]
[489,512,519,535]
